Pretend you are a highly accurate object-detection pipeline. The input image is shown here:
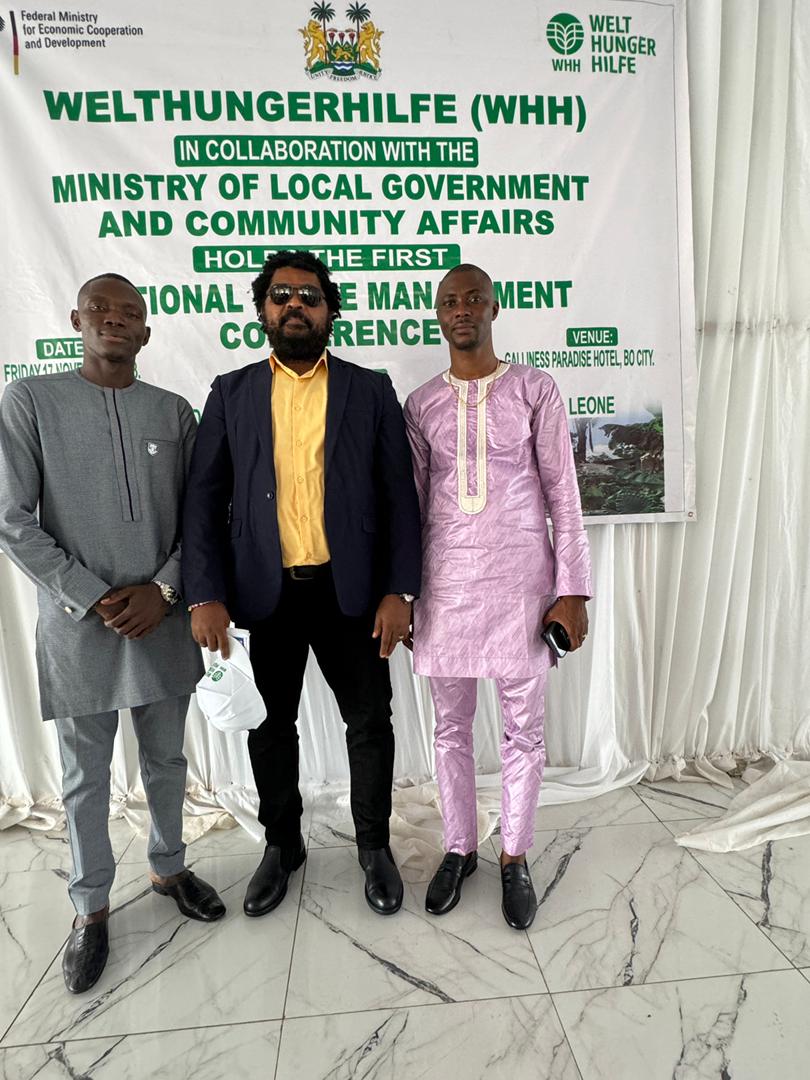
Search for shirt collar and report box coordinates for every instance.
[269,350,329,377]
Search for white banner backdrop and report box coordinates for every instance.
[13,1,792,849]
[0,0,695,522]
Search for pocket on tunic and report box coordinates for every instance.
[141,438,180,501]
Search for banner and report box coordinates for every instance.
[0,0,696,522]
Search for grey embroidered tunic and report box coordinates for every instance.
[0,371,204,720]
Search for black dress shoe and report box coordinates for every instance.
[243,836,306,917]
[62,918,109,994]
[501,861,538,930]
[425,851,478,916]
[152,870,226,922]
[358,846,403,915]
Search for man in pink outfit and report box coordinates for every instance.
[404,264,591,929]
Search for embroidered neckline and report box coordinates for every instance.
[446,363,509,515]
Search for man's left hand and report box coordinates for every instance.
[543,595,589,651]
[99,583,169,640]
[372,594,412,659]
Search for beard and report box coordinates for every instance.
[264,313,332,361]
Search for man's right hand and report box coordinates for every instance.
[190,602,232,658]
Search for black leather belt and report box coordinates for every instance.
[286,563,330,581]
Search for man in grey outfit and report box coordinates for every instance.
[0,273,225,995]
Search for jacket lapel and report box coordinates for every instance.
[325,353,351,472]
[250,360,276,477]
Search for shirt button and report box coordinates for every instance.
[297,476,304,483]
[296,439,303,447]
[301,514,308,522]
[63,606,73,614]
[294,405,302,412]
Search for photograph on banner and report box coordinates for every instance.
[0,0,696,522]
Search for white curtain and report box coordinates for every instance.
[2,0,808,829]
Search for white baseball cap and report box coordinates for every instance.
[195,633,266,732]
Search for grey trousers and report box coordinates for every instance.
[54,695,189,915]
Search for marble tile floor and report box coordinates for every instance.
[1,782,809,1079]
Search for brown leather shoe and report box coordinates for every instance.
[62,909,109,994]
[152,870,226,922]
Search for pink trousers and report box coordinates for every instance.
[429,674,547,857]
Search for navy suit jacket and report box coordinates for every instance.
[182,353,422,624]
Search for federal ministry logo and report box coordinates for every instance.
[1,9,21,76]
[300,3,383,80]
[546,13,584,56]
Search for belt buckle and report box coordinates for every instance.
[289,565,313,581]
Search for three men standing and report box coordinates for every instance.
[404,264,591,929]
[0,274,225,995]
[0,255,588,991]
[183,250,422,917]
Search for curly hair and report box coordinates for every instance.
[250,250,342,319]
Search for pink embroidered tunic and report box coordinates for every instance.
[404,363,592,679]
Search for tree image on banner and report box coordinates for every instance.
[571,408,665,515]
[301,2,382,78]
[546,13,585,55]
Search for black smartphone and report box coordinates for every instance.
[541,621,571,659]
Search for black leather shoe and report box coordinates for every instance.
[425,851,478,915]
[501,862,538,930]
[243,836,306,917]
[62,917,109,994]
[152,870,226,922]
[358,846,403,915]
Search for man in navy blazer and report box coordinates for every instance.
[183,250,421,918]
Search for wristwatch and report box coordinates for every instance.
[398,593,415,604]
[154,580,180,606]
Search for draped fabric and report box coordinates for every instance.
[2,0,809,831]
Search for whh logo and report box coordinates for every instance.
[300,3,383,81]
[546,13,585,56]
[546,11,584,73]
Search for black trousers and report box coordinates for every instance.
[246,566,394,853]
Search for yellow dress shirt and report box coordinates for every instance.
[269,351,330,567]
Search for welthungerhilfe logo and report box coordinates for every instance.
[300,3,383,80]
[546,13,585,56]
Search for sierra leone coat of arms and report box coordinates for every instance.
[300,4,383,80]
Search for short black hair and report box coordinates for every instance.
[438,263,494,291]
[77,273,144,309]
[251,250,342,318]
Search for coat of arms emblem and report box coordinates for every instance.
[300,4,383,80]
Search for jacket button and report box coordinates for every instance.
[267,491,275,500]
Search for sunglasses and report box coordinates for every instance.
[266,283,325,307]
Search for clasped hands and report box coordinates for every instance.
[94,584,169,640]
